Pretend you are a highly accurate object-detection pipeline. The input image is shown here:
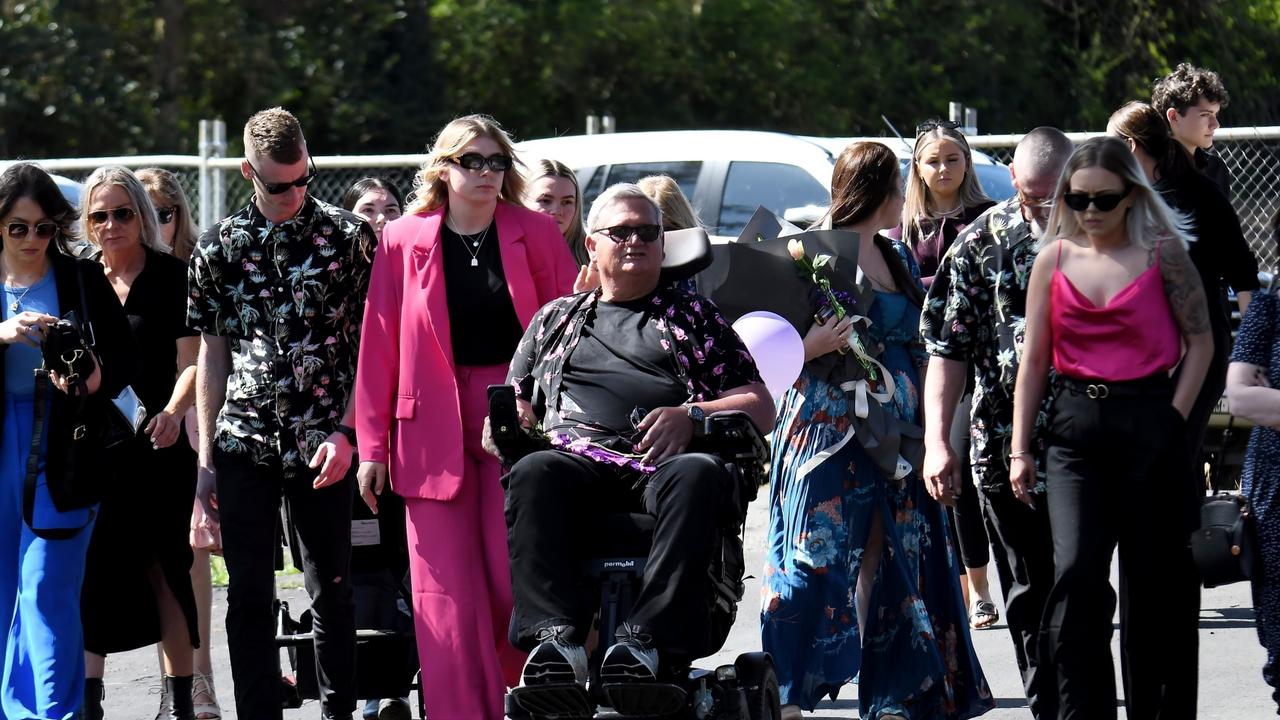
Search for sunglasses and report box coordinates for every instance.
[247,156,318,195]
[6,221,58,239]
[156,206,176,225]
[450,153,513,172]
[1062,185,1133,213]
[916,119,961,137]
[87,207,138,225]
[1017,190,1056,210]
[594,224,662,244]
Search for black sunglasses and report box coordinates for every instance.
[1062,185,1133,213]
[593,224,662,244]
[450,153,513,172]
[247,156,318,195]
[916,119,961,137]
[6,221,58,239]
[156,206,176,225]
[87,207,137,225]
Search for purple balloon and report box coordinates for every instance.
[732,311,804,401]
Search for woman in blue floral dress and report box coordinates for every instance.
[762,142,992,719]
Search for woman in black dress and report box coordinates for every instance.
[78,166,200,720]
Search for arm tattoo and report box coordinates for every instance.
[1160,239,1211,335]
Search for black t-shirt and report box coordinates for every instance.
[125,247,199,422]
[1194,147,1233,198]
[552,294,689,446]
[441,220,524,366]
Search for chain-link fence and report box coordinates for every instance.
[14,126,1280,271]
[970,127,1280,273]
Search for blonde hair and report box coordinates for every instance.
[81,165,166,253]
[243,107,305,163]
[525,158,587,265]
[901,127,990,248]
[1043,136,1192,251]
[405,114,525,215]
[137,168,198,262]
[636,175,702,232]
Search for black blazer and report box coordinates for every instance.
[0,250,138,484]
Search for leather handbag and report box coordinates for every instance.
[1189,493,1257,588]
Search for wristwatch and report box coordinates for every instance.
[686,404,706,436]
[336,423,358,447]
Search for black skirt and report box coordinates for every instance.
[81,429,199,655]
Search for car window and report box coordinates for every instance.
[975,165,1015,201]
[719,161,830,237]
[584,162,702,212]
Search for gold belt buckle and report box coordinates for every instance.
[1086,383,1110,399]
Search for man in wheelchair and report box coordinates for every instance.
[493,184,775,705]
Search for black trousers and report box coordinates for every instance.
[1042,377,1200,720]
[979,482,1058,720]
[950,393,991,571]
[505,451,726,661]
[1182,316,1230,487]
[215,448,356,719]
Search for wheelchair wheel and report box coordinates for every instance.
[735,652,781,720]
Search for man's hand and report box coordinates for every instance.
[357,461,388,514]
[196,463,219,524]
[634,406,694,465]
[310,431,354,488]
[922,440,960,506]
[145,409,182,449]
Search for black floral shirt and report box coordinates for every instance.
[920,198,1050,492]
[509,287,762,460]
[187,196,376,475]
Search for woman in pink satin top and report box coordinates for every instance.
[1008,136,1212,720]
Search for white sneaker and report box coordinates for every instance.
[522,625,589,687]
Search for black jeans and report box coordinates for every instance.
[979,482,1058,720]
[505,450,726,661]
[951,393,991,571]
[215,448,356,719]
[1042,377,1200,720]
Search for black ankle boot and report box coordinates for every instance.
[166,675,195,720]
[83,678,105,720]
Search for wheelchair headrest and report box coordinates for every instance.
[659,227,712,283]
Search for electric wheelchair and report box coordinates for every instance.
[490,228,783,720]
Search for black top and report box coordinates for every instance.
[555,294,689,446]
[441,220,524,366]
[1194,147,1233,198]
[125,247,199,425]
[1157,169,1260,333]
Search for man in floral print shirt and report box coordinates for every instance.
[502,184,774,692]
[918,127,1073,720]
[187,108,375,720]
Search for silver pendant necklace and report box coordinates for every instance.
[450,220,491,268]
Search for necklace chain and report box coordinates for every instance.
[448,218,491,268]
[2,262,42,313]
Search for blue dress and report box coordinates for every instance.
[0,270,97,720]
[1231,291,1280,710]
[762,247,992,718]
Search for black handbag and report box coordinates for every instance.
[1189,493,1257,588]
[23,264,139,538]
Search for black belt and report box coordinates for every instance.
[1057,373,1172,400]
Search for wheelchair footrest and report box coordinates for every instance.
[510,683,595,719]
[601,682,686,716]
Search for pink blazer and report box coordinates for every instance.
[355,202,577,500]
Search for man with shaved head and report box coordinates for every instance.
[919,127,1074,720]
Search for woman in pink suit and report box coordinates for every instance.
[354,114,577,719]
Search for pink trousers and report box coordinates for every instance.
[404,364,525,720]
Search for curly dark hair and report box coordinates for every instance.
[1152,62,1231,116]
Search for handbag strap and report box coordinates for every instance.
[23,370,94,540]
[72,259,97,350]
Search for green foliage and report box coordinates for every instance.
[1,0,1278,159]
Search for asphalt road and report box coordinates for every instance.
[99,489,1275,719]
